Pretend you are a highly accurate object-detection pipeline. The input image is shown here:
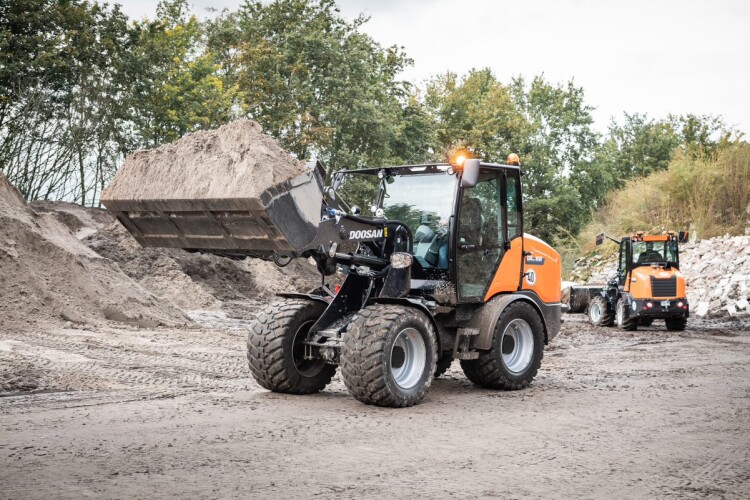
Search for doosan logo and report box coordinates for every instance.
[348,229,384,240]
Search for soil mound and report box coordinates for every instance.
[101,119,307,201]
[0,175,188,331]
[84,222,319,312]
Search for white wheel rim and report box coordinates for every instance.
[590,302,601,323]
[501,319,534,375]
[390,328,427,389]
[616,303,623,326]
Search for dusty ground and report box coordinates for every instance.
[1,314,748,499]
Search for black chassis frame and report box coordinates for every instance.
[281,162,559,364]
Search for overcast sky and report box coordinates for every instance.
[122,0,750,133]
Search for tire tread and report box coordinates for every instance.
[246,299,335,394]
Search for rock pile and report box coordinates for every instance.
[681,236,750,318]
[569,251,617,285]
[567,235,750,318]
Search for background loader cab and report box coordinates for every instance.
[588,231,690,331]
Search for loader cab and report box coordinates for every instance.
[332,161,523,302]
[618,234,681,273]
[455,162,523,302]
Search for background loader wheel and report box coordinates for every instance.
[615,299,638,331]
[588,295,614,326]
[340,305,437,408]
[665,317,687,331]
[434,355,453,378]
[247,299,336,394]
[460,301,544,390]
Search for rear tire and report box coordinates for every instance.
[588,295,614,326]
[665,317,687,331]
[340,305,437,407]
[567,289,588,314]
[247,299,336,394]
[639,317,654,327]
[460,301,544,390]
[615,299,638,331]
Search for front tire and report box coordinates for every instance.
[247,299,336,394]
[616,298,638,331]
[460,301,544,390]
[340,305,437,407]
[588,295,614,326]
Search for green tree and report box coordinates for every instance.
[0,0,134,204]
[127,0,236,148]
[510,76,599,239]
[220,0,421,171]
[426,70,599,241]
[425,69,523,161]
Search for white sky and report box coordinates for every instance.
[121,0,750,134]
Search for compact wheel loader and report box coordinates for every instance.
[105,158,562,407]
[585,231,690,331]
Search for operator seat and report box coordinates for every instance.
[414,214,437,268]
[638,249,664,264]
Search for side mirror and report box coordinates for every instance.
[460,159,480,188]
[595,233,604,246]
[678,231,689,243]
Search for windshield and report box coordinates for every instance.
[631,240,678,266]
[382,173,456,236]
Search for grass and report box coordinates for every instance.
[557,143,750,275]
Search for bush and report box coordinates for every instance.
[573,143,750,254]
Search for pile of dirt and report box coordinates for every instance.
[84,221,319,312]
[0,175,188,331]
[101,119,307,201]
[30,201,112,239]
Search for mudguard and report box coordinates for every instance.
[370,297,442,353]
[470,293,560,350]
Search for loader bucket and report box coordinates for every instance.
[102,165,325,258]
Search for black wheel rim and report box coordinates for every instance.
[292,320,326,377]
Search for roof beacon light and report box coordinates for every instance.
[507,153,520,166]
[454,154,467,166]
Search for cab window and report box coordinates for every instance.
[506,170,522,240]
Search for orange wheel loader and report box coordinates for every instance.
[105,157,562,407]
[586,231,690,331]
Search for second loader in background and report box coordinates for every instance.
[576,231,690,331]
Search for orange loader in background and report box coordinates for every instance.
[586,231,690,331]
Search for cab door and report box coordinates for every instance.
[618,240,629,290]
[456,168,506,302]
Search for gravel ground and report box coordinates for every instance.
[1,314,749,499]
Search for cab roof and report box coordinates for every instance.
[335,162,522,176]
